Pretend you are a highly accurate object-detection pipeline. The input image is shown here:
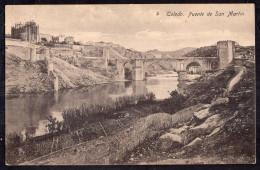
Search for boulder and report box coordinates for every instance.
[156,133,183,151]
[207,127,221,137]
[185,137,202,147]
[211,97,229,106]
[169,125,189,144]
[187,114,223,142]
[169,126,188,135]
[194,108,210,120]
[160,133,182,143]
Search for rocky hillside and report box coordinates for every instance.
[235,45,255,58]
[50,56,110,89]
[183,45,255,58]
[5,45,111,96]
[122,60,255,164]
[5,52,54,96]
[183,45,217,58]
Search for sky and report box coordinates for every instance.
[5,4,255,51]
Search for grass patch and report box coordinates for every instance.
[62,93,156,131]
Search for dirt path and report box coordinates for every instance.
[227,66,246,92]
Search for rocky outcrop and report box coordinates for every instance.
[156,133,183,151]
[156,96,240,153]
[187,114,223,142]
[185,137,202,148]
[194,107,210,120]
[211,97,229,106]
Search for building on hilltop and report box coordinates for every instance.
[59,35,66,43]
[39,34,53,43]
[11,20,39,43]
[64,36,74,45]
[52,36,59,43]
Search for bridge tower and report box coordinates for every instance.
[132,60,144,81]
[103,48,110,70]
[217,40,235,69]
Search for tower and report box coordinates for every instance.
[132,60,144,81]
[217,40,235,69]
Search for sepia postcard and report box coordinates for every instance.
[5,4,255,165]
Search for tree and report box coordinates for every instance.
[41,38,47,43]
[74,41,80,45]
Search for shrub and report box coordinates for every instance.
[161,90,187,114]
[81,127,99,142]
[46,116,63,134]
[6,132,22,150]
[9,86,20,94]
[44,43,55,47]
[6,132,22,165]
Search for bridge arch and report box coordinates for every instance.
[123,62,133,80]
[211,60,219,70]
[144,61,163,77]
[185,61,202,74]
[144,59,178,74]
[116,60,144,81]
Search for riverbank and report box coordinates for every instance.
[7,60,255,165]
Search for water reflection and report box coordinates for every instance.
[6,72,182,138]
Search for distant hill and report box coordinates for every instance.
[84,42,197,60]
[145,47,197,58]
[84,41,156,60]
[162,47,197,58]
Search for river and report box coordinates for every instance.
[5,72,199,139]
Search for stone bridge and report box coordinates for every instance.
[115,57,219,80]
[107,40,235,81]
